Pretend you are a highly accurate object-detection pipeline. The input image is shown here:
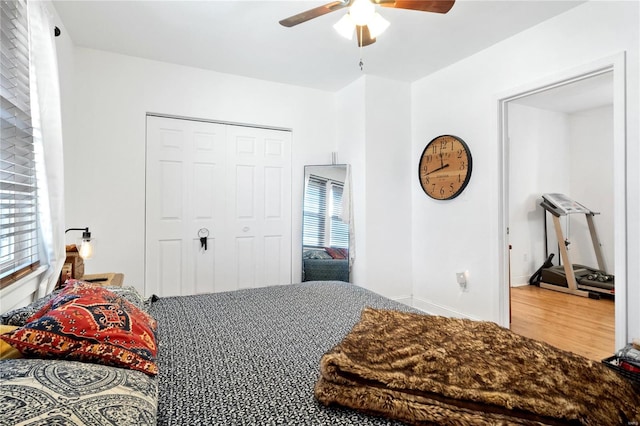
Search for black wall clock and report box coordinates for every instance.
[418,135,472,200]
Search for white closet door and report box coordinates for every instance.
[145,116,227,296]
[225,125,292,290]
[145,116,291,296]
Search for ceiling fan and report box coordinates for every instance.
[279,0,455,47]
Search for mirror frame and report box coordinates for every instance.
[301,164,351,282]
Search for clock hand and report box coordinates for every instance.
[439,152,444,168]
[426,163,450,175]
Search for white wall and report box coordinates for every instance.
[568,105,614,272]
[508,104,571,286]
[335,76,413,301]
[364,76,412,300]
[335,78,368,285]
[411,0,639,341]
[60,48,337,295]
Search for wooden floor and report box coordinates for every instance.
[510,285,615,361]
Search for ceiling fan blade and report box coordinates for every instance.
[356,25,376,47]
[279,0,351,27]
[376,0,455,14]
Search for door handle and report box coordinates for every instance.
[198,228,209,251]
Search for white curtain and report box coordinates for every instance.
[29,2,66,297]
[340,165,355,274]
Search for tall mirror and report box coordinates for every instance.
[302,165,351,282]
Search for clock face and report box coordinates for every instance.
[418,135,472,200]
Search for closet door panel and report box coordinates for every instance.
[146,116,226,296]
[227,126,292,290]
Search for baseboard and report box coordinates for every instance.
[411,296,480,321]
[392,295,413,307]
[388,295,480,322]
[512,274,531,287]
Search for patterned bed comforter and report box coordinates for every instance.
[148,281,415,425]
[0,358,157,426]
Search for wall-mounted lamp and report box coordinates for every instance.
[65,227,94,260]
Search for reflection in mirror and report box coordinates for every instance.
[302,165,351,282]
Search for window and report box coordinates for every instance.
[329,182,348,249]
[303,175,326,247]
[303,174,348,249]
[0,0,40,287]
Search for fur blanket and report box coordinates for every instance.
[314,308,640,425]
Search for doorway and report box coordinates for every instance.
[498,53,627,352]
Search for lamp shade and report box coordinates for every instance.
[78,237,94,260]
[334,14,355,39]
[334,1,390,44]
[349,0,375,26]
[367,12,390,38]
[65,227,95,260]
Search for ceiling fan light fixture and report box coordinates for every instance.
[349,0,375,26]
[334,13,355,39]
[367,12,390,38]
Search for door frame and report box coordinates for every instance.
[496,52,627,349]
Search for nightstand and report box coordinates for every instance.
[82,273,124,287]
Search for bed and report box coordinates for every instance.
[302,248,349,282]
[1,281,638,425]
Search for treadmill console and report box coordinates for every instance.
[542,193,593,216]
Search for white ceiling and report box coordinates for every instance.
[52,0,586,92]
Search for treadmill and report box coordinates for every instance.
[537,193,614,298]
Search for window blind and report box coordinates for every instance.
[0,0,39,286]
[329,183,348,249]
[303,175,326,247]
[303,174,348,249]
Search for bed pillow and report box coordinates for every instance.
[0,358,157,425]
[303,249,333,260]
[0,281,158,375]
[325,247,348,259]
[0,325,21,359]
[0,289,62,326]
[104,285,153,312]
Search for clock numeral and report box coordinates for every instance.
[459,161,466,170]
[457,149,464,158]
[449,183,454,193]
[439,187,445,196]
[426,154,433,163]
[440,140,448,151]
[457,173,461,183]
